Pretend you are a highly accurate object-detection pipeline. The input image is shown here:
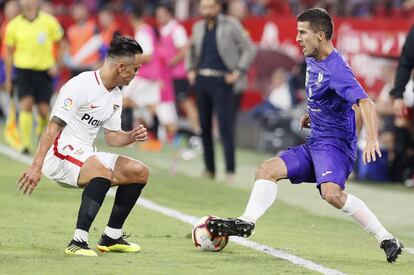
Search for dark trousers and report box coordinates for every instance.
[195,75,235,174]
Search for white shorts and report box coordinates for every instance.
[123,77,160,107]
[156,101,178,125]
[42,142,119,188]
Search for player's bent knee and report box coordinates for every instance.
[127,163,149,184]
[322,191,344,208]
[255,158,284,182]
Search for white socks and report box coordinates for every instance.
[104,226,122,240]
[341,194,393,243]
[239,179,278,224]
[73,229,89,243]
[73,227,122,243]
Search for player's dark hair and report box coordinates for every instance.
[297,8,333,40]
[107,34,143,58]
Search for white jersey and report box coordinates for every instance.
[50,70,122,150]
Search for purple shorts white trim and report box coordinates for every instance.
[279,142,354,189]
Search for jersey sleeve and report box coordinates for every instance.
[172,25,188,48]
[50,81,85,124]
[49,16,64,42]
[4,21,16,47]
[330,64,368,104]
[103,102,122,131]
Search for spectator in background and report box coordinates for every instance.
[390,24,414,183]
[390,24,414,117]
[227,0,250,121]
[1,0,20,150]
[65,2,101,76]
[4,0,63,154]
[155,3,201,138]
[153,5,179,144]
[98,6,120,58]
[249,68,292,120]
[122,4,163,150]
[187,0,256,180]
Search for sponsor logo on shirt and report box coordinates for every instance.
[113,104,120,112]
[81,113,104,127]
[63,98,73,111]
[322,171,332,176]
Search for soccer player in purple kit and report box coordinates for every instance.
[207,8,403,263]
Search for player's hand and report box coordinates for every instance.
[393,98,408,117]
[299,114,311,130]
[187,70,196,86]
[131,125,147,142]
[362,139,382,164]
[224,71,240,85]
[17,165,42,196]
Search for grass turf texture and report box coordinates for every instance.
[0,130,413,274]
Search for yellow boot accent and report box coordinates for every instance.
[97,242,141,253]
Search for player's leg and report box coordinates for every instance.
[36,102,50,138]
[34,71,53,138]
[207,156,287,237]
[208,143,316,237]
[97,155,149,253]
[18,95,33,154]
[15,69,35,154]
[65,156,114,256]
[320,182,403,262]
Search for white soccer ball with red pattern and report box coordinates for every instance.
[192,215,229,252]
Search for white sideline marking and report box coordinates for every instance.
[1,144,347,274]
[405,248,414,255]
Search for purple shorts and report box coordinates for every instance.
[279,142,354,189]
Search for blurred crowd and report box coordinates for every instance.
[2,0,414,19]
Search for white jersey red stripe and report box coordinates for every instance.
[53,130,83,167]
[49,70,123,151]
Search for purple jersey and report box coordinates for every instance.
[305,49,368,158]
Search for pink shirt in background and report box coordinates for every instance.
[134,23,160,80]
[159,19,188,79]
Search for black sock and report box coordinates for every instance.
[76,177,111,232]
[107,183,146,230]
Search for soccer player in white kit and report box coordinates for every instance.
[17,35,149,256]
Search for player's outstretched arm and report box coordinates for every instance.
[104,124,147,147]
[358,98,382,164]
[17,116,66,195]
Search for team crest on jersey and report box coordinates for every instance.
[318,72,324,82]
[63,98,73,110]
[113,104,120,112]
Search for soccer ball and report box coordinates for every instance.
[192,215,229,252]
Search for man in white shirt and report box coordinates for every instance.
[17,35,148,257]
